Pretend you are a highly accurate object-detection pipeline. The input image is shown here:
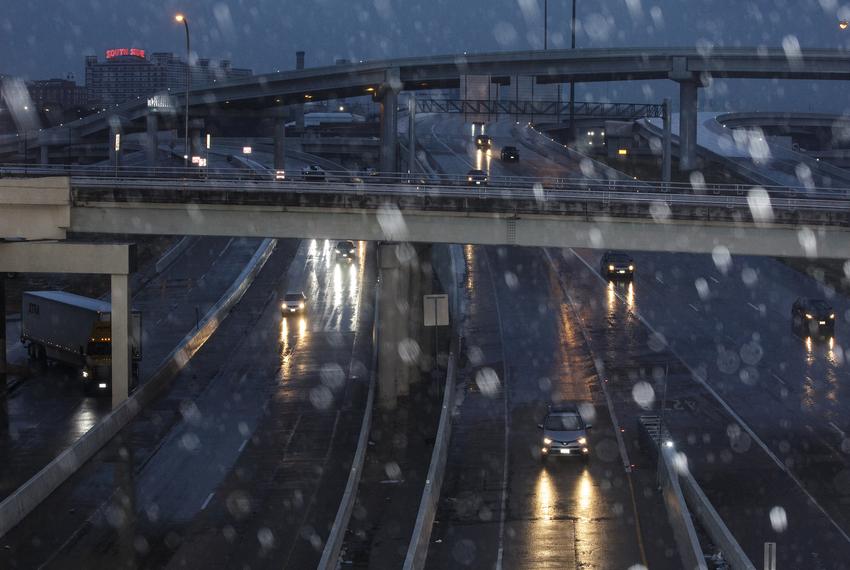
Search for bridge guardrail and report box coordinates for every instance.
[5,162,850,200]
[6,165,850,200]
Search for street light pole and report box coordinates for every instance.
[544,0,548,50]
[175,14,190,168]
[569,0,577,146]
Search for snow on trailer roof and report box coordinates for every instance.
[25,291,112,314]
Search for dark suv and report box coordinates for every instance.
[792,297,835,338]
[335,240,356,261]
[501,146,520,161]
[601,251,635,280]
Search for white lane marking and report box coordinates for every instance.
[709,276,720,284]
[200,491,214,511]
[542,249,632,473]
[238,439,248,453]
[568,248,850,545]
[771,373,787,386]
[688,304,699,312]
[830,422,846,438]
[483,248,511,570]
[747,302,761,312]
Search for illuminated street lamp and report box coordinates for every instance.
[840,20,849,30]
[175,13,190,168]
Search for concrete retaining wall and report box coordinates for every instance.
[680,469,756,570]
[659,447,708,570]
[0,238,277,538]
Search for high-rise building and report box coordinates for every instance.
[28,76,88,109]
[85,48,252,105]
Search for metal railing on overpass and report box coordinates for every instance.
[4,163,850,202]
[414,99,664,119]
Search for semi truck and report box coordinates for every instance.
[21,291,142,394]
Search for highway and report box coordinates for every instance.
[0,150,287,503]
[551,248,850,567]
[420,112,850,568]
[0,235,263,502]
[1,150,375,569]
[419,115,674,568]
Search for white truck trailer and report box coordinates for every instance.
[21,291,142,394]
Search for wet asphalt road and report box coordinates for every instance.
[1,236,375,569]
[421,113,850,568]
[420,115,672,568]
[553,248,850,568]
[0,235,261,502]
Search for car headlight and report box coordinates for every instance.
[628,265,634,271]
[299,302,305,309]
[543,437,552,445]
[830,313,835,319]
[82,370,89,378]
[805,313,813,319]
[608,264,614,271]
[577,437,587,445]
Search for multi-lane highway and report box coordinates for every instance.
[0,147,376,569]
[417,112,850,568]
[417,114,676,568]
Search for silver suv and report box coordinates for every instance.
[538,404,592,461]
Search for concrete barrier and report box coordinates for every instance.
[658,446,708,570]
[154,236,193,275]
[402,337,458,570]
[0,238,277,539]
[680,469,756,570]
[316,279,380,570]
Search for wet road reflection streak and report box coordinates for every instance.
[279,316,309,377]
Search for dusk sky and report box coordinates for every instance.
[3,1,850,112]
[3,0,849,79]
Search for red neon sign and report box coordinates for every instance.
[106,48,146,60]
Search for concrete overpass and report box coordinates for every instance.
[6,47,850,172]
[4,174,847,259]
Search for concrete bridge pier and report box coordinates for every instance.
[145,113,159,167]
[379,68,401,174]
[110,273,131,407]
[377,243,438,409]
[677,79,699,172]
[274,119,286,172]
[39,141,49,166]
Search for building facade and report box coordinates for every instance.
[85,49,252,105]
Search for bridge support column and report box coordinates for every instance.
[407,94,416,173]
[111,273,131,408]
[145,113,159,167]
[39,144,49,166]
[396,253,411,397]
[274,119,286,172]
[378,243,403,409]
[678,80,698,172]
[380,68,401,174]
